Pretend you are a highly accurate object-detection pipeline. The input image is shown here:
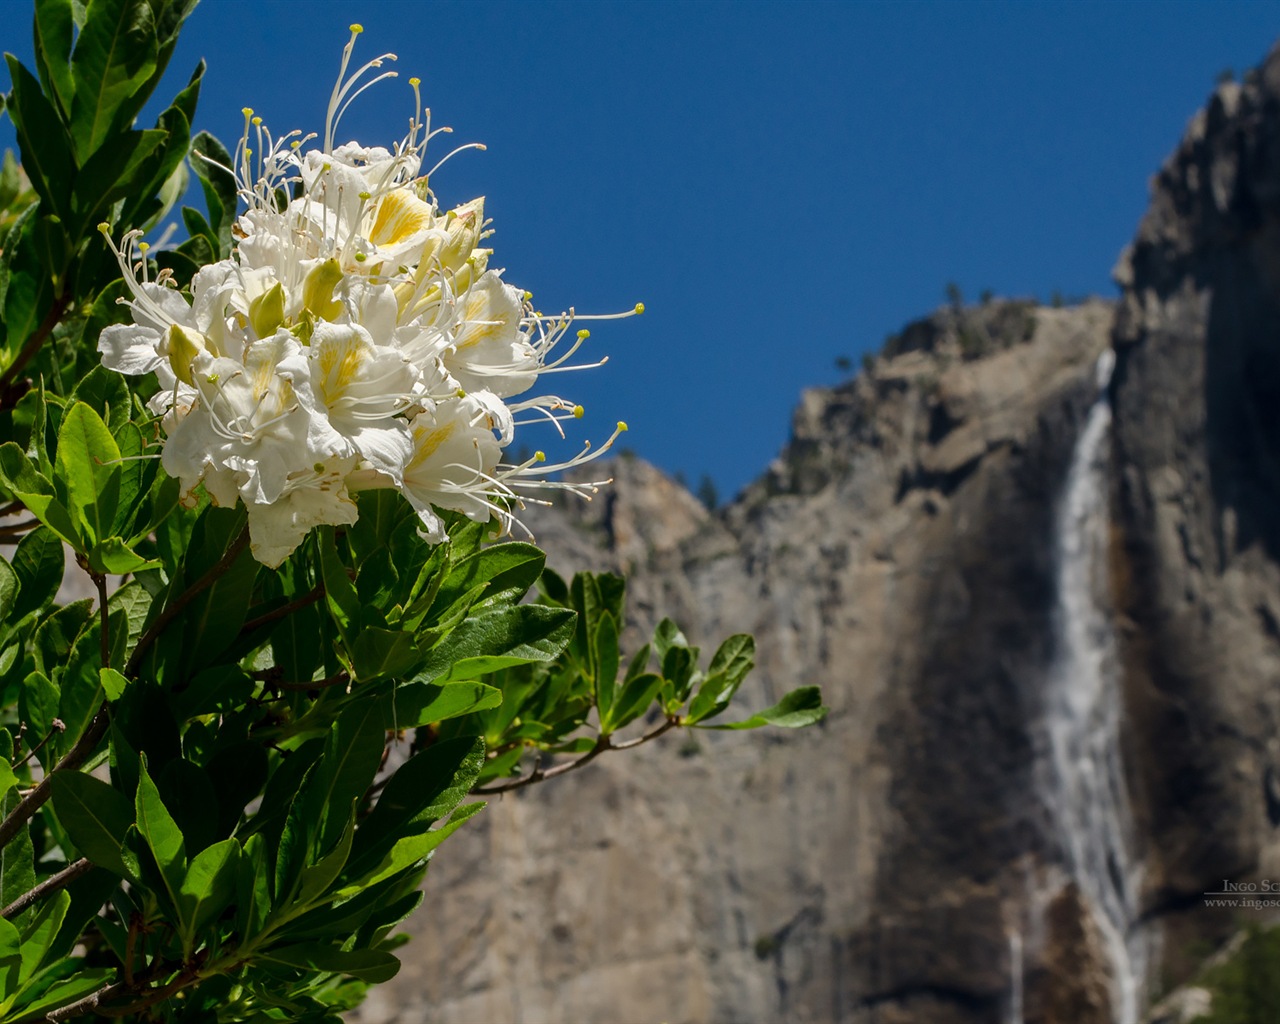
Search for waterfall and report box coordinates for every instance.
[1042,348,1144,1024]
[1007,929,1024,1024]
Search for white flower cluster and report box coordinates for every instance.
[99,27,637,566]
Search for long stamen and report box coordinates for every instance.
[424,143,487,180]
[325,25,364,152]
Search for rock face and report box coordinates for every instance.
[1110,53,1280,985]
[352,46,1280,1024]
[354,300,1118,1024]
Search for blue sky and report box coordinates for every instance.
[5,1,1280,499]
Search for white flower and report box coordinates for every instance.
[94,24,640,565]
[246,455,361,567]
[443,271,538,398]
[400,394,506,540]
[162,334,314,507]
[280,321,415,482]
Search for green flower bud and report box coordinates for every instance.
[249,280,287,339]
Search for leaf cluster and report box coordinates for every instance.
[1,0,207,402]
[0,2,828,1019]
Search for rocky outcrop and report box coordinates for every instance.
[1110,50,1280,986]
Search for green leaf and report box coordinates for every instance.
[274,763,317,905]
[109,420,145,536]
[604,672,663,734]
[153,508,255,676]
[0,559,16,624]
[31,599,91,677]
[0,212,48,362]
[0,445,79,548]
[49,772,134,878]
[0,787,33,927]
[134,758,186,911]
[269,591,321,685]
[284,864,424,942]
[570,572,601,674]
[54,402,121,546]
[116,104,189,235]
[428,542,545,619]
[308,702,385,857]
[295,812,354,907]
[149,156,189,233]
[18,673,59,758]
[708,633,755,686]
[3,58,73,219]
[32,0,76,118]
[78,129,172,220]
[685,671,735,725]
[189,131,234,256]
[17,889,69,985]
[379,680,501,731]
[10,527,63,620]
[258,942,400,984]
[0,915,19,993]
[661,643,697,708]
[57,609,125,755]
[347,736,484,879]
[47,864,118,966]
[235,833,271,938]
[697,685,829,730]
[348,488,412,565]
[87,536,160,574]
[350,626,420,683]
[594,611,620,725]
[417,605,576,683]
[177,838,239,949]
[318,527,359,646]
[11,379,51,477]
[107,578,152,651]
[68,0,159,158]
[98,667,127,701]
[179,206,215,257]
[653,617,688,658]
[344,801,485,894]
[6,967,113,1020]
[355,546,398,612]
[68,365,130,432]
[32,214,70,291]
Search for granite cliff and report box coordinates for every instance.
[351,46,1280,1024]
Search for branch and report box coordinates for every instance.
[239,583,326,636]
[273,671,349,693]
[250,667,350,693]
[0,529,252,854]
[11,721,63,771]
[92,572,110,669]
[125,525,251,676]
[473,718,678,795]
[0,704,110,852]
[96,967,200,1018]
[36,956,182,1022]
[612,717,678,750]
[0,289,69,406]
[1,858,93,919]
